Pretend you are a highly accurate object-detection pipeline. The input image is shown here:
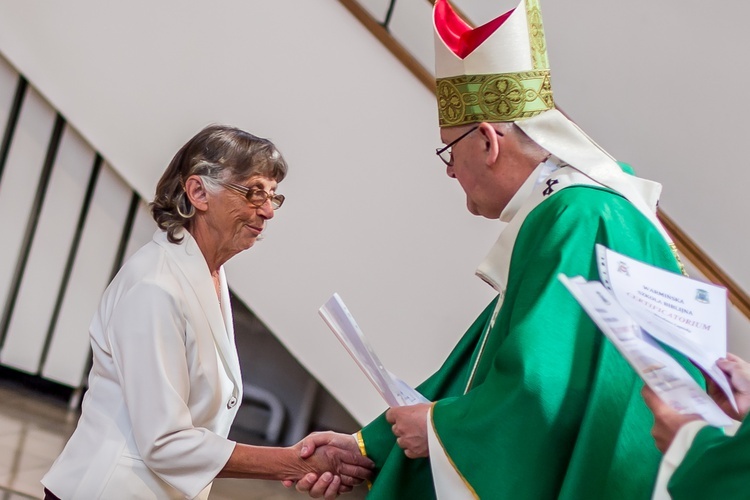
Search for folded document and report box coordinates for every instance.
[319,293,429,407]
[559,244,735,427]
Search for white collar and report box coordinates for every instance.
[475,159,589,294]
[498,157,560,223]
[477,159,556,292]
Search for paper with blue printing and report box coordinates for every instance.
[560,244,734,426]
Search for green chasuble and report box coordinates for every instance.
[359,184,703,499]
[668,419,750,499]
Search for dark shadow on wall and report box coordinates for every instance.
[228,292,361,447]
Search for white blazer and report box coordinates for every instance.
[42,229,243,499]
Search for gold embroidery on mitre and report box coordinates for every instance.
[525,0,549,70]
[437,71,554,127]
[437,80,465,125]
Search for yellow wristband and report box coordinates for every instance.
[355,430,367,457]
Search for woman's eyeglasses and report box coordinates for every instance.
[220,182,285,209]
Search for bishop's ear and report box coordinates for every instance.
[184,175,210,212]
[477,122,502,166]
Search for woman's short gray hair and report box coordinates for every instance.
[150,124,288,243]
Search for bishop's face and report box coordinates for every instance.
[441,123,524,220]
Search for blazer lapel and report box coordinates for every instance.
[218,266,242,387]
[153,230,242,393]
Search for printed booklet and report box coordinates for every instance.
[559,244,735,426]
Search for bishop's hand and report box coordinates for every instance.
[385,403,431,459]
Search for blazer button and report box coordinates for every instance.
[227,396,238,409]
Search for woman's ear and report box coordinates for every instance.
[184,175,210,212]
[477,122,502,167]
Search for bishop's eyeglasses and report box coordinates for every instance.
[435,125,479,166]
[435,125,507,166]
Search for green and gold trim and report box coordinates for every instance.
[436,70,554,127]
[525,0,549,70]
[430,403,480,499]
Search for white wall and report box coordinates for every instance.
[0,0,746,423]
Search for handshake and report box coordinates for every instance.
[283,431,370,499]
[221,399,431,499]
[281,402,433,499]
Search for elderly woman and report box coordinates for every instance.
[41,125,372,499]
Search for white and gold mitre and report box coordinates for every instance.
[433,0,676,249]
[433,0,554,127]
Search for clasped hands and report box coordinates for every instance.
[284,431,373,499]
[286,402,432,498]
[643,353,750,453]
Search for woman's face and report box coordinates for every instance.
[207,174,279,256]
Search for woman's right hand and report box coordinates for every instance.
[285,432,371,498]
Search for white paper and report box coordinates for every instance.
[596,244,736,412]
[559,275,733,427]
[319,293,429,407]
